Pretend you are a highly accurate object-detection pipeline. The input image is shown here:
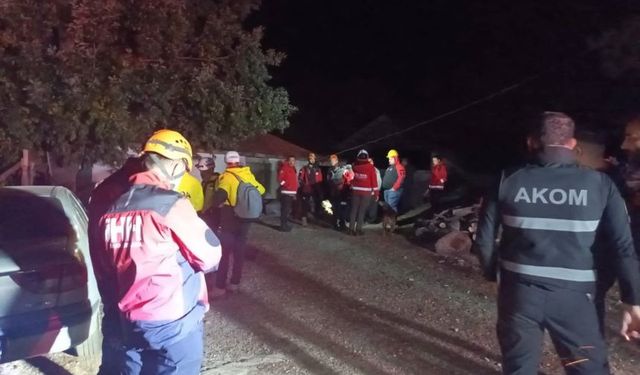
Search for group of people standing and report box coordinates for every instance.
[276,148,448,236]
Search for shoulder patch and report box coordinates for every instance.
[109,185,182,217]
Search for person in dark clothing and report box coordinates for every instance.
[474,112,640,374]
[349,150,379,235]
[87,157,144,375]
[327,154,353,231]
[278,156,298,232]
[298,152,324,225]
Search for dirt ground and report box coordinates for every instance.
[2,217,640,374]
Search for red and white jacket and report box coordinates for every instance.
[96,171,221,347]
[278,163,299,196]
[351,160,379,197]
[429,164,448,190]
[299,163,323,194]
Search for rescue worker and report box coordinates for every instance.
[327,154,352,231]
[177,171,204,212]
[298,152,324,226]
[365,158,382,223]
[428,155,448,212]
[473,112,640,374]
[349,150,379,235]
[382,149,406,213]
[88,156,144,374]
[278,155,298,232]
[209,151,265,297]
[96,130,222,375]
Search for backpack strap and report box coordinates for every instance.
[225,170,245,184]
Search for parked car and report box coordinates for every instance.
[0,186,101,363]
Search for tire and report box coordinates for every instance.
[74,304,103,358]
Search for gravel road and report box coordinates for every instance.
[2,218,639,374]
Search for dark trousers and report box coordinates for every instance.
[331,197,348,229]
[97,306,124,375]
[349,194,372,233]
[123,322,203,375]
[497,279,609,375]
[215,207,251,288]
[300,185,323,218]
[365,196,379,223]
[280,193,294,230]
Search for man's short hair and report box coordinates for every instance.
[531,112,575,146]
[287,155,296,160]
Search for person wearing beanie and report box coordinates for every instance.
[278,155,299,232]
[349,150,379,235]
[209,151,265,298]
[473,111,640,373]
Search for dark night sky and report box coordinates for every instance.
[251,1,640,170]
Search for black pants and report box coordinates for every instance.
[280,194,294,230]
[215,207,251,288]
[330,197,348,229]
[497,278,609,375]
[349,194,372,233]
[300,185,324,218]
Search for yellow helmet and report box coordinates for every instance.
[387,149,399,158]
[143,129,194,171]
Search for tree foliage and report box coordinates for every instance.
[0,0,294,165]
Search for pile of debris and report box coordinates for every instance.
[414,204,480,263]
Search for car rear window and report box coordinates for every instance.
[0,189,73,244]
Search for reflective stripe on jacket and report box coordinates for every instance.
[279,164,298,195]
[473,147,640,305]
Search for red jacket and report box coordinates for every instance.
[278,163,299,195]
[429,164,448,190]
[299,163,323,193]
[96,171,221,346]
[351,160,379,197]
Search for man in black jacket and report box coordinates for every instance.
[474,112,640,374]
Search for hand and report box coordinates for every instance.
[621,304,640,341]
